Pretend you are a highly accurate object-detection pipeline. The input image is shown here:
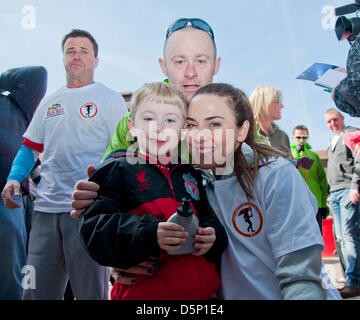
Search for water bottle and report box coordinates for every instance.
[167,198,199,255]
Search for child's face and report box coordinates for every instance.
[128,99,185,159]
[186,94,248,170]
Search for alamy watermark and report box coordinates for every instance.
[21,5,36,30]
[124,128,238,176]
[18,5,338,32]
[21,265,36,289]
[321,5,336,30]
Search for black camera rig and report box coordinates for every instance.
[335,0,360,42]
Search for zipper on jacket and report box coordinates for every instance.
[163,164,182,200]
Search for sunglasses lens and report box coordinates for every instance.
[191,19,214,39]
[166,18,214,40]
[166,19,188,38]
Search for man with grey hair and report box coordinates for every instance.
[325,108,360,298]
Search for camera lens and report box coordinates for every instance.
[335,16,360,41]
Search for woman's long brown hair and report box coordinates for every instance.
[192,83,286,200]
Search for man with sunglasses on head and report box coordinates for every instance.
[290,125,329,233]
[101,18,221,159]
[70,18,222,285]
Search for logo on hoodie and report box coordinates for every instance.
[136,170,150,191]
[183,173,200,200]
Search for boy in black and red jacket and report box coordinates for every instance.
[78,82,227,300]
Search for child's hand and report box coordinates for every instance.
[157,222,188,252]
[192,227,216,256]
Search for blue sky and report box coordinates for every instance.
[1,0,359,151]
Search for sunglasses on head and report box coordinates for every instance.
[166,18,215,40]
[295,135,308,140]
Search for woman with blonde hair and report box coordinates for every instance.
[249,85,291,156]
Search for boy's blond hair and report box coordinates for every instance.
[130,82,188,120]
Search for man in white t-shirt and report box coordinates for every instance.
[1,29,128,299]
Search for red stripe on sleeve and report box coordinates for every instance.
[22,138,44,153]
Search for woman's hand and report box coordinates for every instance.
[193,227,216,256]
[110,258,159,285]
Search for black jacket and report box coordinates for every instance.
[334,33,360,117]
[78,149,228,270]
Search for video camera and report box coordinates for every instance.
[335,0,360,42]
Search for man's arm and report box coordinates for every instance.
[77,160,163,269]
[2,144,38,208]
[79,198,162,269]
[349,138,360,204]
[71,165,99,218]
[333,33,360,117]
[0,66,47,122]
[71,169,159,284]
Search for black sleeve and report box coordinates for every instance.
[0,66,47,122]
[77,159,162,269]
[334,33,360,117]
[195,170,228,264]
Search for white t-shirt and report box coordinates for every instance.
[206,156,338,300]
[24,82,128,213]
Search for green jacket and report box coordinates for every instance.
[102,112,132,161]
[290,142,329,208]
[258,123,291,157]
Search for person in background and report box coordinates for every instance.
[325,108,360,298]
[0,66,47,300]
[291,125,329,233]
[1,29,128,300]
[249,85,291,157]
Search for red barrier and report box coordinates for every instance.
[322,217,336,257]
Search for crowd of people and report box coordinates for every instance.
[1,17,359,300]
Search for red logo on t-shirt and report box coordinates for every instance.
[232,202,263,238]
[80,102,98,118]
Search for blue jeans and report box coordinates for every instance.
[329,189,360,288]
[0,196,27,300]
